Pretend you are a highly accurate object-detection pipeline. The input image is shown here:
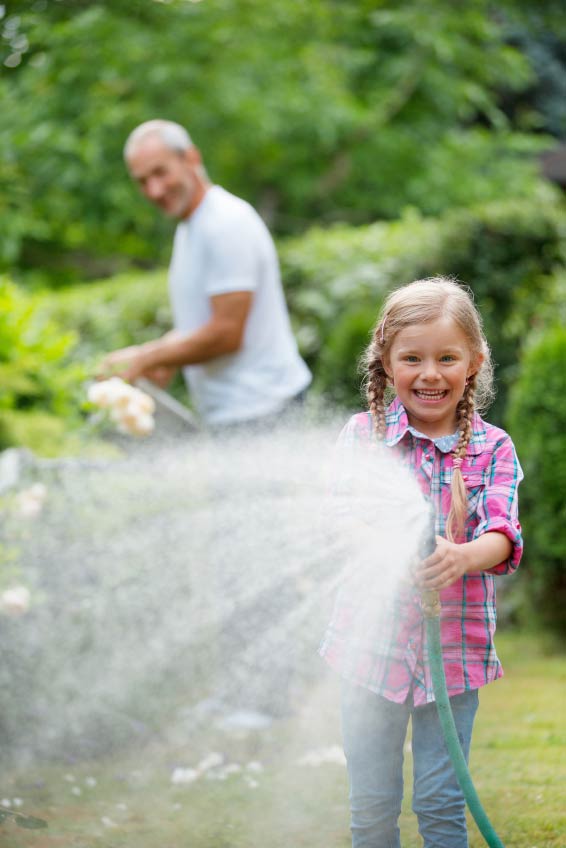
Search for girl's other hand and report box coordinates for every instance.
[414,536,470,590]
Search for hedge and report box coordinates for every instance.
[6,194,564,454]
[280,192,566,417]
[507,321,566,635]
[0,278,86,455]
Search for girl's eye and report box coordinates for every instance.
[405,355,420,363]
[440,355,456,362]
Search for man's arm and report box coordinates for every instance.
[99,291,253,383]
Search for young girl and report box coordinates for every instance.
[320,277,523,848]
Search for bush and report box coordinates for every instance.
[37,269,189,406]
[281,192,566,418]
[507,324,566,635]
[37,269,171,360]
[0,278,86,455]
[27,195,566,444]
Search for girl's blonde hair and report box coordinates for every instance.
[363,276,494,540]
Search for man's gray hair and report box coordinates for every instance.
[124,119,193,159]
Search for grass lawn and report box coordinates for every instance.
[1,630,564,848]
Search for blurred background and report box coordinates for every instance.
[0,5,565,843]
[1,2,565,655]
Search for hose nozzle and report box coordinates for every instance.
[421,588,441,619]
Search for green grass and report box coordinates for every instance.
[1,631,564,847]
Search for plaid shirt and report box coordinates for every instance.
[320,398,523,706]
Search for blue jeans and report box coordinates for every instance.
[341,683,479,848]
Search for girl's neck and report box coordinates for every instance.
[406,416,459,441]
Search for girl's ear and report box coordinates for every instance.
[468,352,484,379]
[383,364,394,386]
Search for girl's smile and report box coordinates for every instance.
[385,316,482,438]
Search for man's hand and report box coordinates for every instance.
[143,365,177,388]
[97,345,148,383]
[97,289,252,385]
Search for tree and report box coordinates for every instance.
[0,0,561,280]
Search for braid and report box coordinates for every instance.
[366,353,388,439]
[446,374,477,540]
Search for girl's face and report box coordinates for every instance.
[384,316,481,439]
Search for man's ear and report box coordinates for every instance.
[185,146,202,167]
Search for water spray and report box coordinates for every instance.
[420,514,505,848]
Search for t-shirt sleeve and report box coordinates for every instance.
[203,213,260,297]
[473,435,524,575]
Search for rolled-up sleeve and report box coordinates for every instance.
[474,435,523,575]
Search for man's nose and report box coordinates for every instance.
[145,177,164,200]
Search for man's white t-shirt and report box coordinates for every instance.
[168,186,311,425]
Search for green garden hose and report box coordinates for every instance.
[422,588,505,848]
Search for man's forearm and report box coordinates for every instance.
[139,319,242,370]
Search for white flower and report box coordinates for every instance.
[170,767,199,785]
[0,586,31,617]
[87,377,126,408]
[223,764,242,775]
[15,483,47,518]
[88,378,155,437]
[197,752,224,773]
[246,761,264,773]
[116,399,155,436]
[296,746,346,768]
[129,387,155,414]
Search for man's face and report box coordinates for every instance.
[126,135,200,219]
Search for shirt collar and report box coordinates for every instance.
[384,397,487,456]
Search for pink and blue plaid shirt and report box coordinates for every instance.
[320,398,523,706]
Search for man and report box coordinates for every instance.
[100,119,311,427]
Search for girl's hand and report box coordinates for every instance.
[414,535,471,590]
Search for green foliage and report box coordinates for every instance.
[0,278,85,454]
[34,195,566,429]
[38,269,171,359]
[37,268,189,403]
[315,307,374,408]
[507,325,566,635]
[281,194,566,418]
[0,0,559,280]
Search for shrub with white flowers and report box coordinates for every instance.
[87,378,155,437]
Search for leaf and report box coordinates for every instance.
[14,813,48,829]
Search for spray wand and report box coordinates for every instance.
[420,512,505,848]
